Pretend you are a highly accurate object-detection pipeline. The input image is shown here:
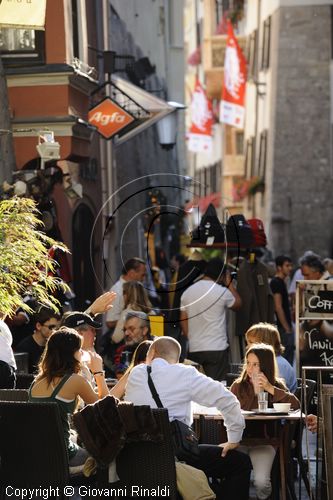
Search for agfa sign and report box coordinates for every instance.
[88,98,134,139]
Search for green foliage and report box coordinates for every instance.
[0,196,69,317]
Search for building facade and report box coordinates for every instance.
[184,0,246,233]
[1,0,186,307]
[2,0,105,309]
[243,0,333,261]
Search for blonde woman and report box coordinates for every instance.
[245,322,297,392]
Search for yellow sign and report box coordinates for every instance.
[149,315,164,337]
[0,0,47,30]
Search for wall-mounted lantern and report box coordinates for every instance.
[156,101,186,150]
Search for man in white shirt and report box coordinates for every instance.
[180,258,242,381]
[125,337,251,500]
[0,318,17,388]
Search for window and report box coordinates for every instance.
[215,0,231,24]
[209,162,221,192]
[225,128,244,155]
[0,28,44,65]
[225,125,233,155]
[245,137,255,178]
[261,17,271,70]
[235,131,244,155]
[72,0,79,59]
[257,130,267,179]
[247,30,257,81]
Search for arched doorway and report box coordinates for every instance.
[72,204,96,310]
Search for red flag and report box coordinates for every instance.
[187,79,214,153]
[220,21,247,129]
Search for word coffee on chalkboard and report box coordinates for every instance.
[302,289,333,320]
[308,291,333,313]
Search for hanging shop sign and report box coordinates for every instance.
[0,0,47,30]
[89,77,176,144]
[296,279,333,383]
[220,20,247,129]
[187,78,214,154]
[88,98,135,140]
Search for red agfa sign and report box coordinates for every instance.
[88,98,134,139]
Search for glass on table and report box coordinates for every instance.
[258,391,268,411]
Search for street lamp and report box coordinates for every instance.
[36,131,61,170]
[156,101,186,150]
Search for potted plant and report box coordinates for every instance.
[248,176,265,196]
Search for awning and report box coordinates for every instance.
[0,0,47,30]
[108,76,175,145]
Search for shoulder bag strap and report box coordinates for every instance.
[146,365,164,408]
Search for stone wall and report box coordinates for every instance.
[269,4,333,261]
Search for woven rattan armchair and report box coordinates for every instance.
[0,401,70,495]
[97,408,178,499]
[0,389,29,401]
[15,373,34,389]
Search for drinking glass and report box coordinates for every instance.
[252,372,260,394]
[258,391,268,411]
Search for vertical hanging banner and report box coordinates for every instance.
[220,21,247,129]
[187,79,213,153]
[0,0,47,30]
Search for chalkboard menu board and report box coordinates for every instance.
[296,280,333,383]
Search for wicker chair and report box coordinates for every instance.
[197,415,227,444]
[15,373,34,389]
[0,401,70,494]
[97,408,178,499]
[14,352,29,374]
[0,389,29,401]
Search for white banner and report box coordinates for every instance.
[220,101,245,129]
[187,133,212,154]
[0,0,47,30]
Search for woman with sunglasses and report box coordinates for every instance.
[29,327,109,473]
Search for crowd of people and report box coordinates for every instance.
[0,247,331,499]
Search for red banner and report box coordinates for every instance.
[220,21,247,129]
[187,79,214,153]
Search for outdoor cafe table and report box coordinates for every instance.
[192,403,303,500]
